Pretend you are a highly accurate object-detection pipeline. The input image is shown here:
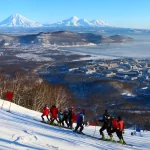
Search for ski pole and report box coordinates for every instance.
[1,100,5,109]
[8,102,11,112]
[93,119,97,137]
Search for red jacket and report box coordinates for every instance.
[112,118,119,129]
[50,106,58,118]
[73,113,79,123]
[118,120,124,131]
[42,107,50,116]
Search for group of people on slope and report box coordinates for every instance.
[98,109,125,144]
[41,105,125,144]
[41,104,78,129]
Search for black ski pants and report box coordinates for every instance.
[68,118,73,129]
[62,117,69,127]
[111,129,124,140]
[75,123,84,132]
[100,125,112,136]
[41,114,50,121]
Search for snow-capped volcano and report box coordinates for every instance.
[90,19,108,27]
[49,16,108,27]
[50,16,80,27]
[0,13,42,27]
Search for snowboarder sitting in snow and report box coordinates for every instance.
[98,110,112,140]
[74,109,85,133]
[50,105,59,124]
[41,104,50,122]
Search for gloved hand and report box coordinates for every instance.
[123,130,125,134]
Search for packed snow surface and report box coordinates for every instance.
[0,99,149,150]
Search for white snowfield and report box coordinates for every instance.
[0,99,149,150]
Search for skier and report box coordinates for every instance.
[58,109,63,126]
[98,110,113,140]
[50,105,59,124]
[41,104,50,122]
[68,107,73,129]
[110,116,120,142]
[74,109,85,133]
[117,116,125,144]
[62,108,69,127]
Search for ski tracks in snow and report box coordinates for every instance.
[12,130,38,144]
[12,130,65,150]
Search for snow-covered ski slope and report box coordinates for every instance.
[0,99,149,150]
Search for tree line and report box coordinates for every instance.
[0,73,72,112]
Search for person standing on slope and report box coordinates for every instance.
[62,108,69,127]
[41,104,50,122]
[74,109,85,133]
[117,116,125,144]
[50,105,59,124]
[110,116,120,142]
[68,107,74,129]
[98,110,112,140]
[58,109,63,126]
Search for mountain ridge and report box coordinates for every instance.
[0,14,108,28]
[0,31,133,47]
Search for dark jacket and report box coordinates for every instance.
[76,112,84,124]
[68,110,73,120]
[63,110,69,119]
[99,112,112,127]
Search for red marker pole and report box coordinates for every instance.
[5,91,13,112]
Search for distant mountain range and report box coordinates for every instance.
[0,14,108,28]
[48,16,108,27]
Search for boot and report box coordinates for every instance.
[100,136,106,140]
[109,136,114,142]
[119,139,123,144]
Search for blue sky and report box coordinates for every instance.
[0,0,150,29]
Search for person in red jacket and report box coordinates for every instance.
[117,116,125,144]
[110,117,119,141]
[41,104,50,122]
[50,105,59,124]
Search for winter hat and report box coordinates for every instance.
[118,116,121,120]
[82,109,85,114]
[105,109,108,113]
